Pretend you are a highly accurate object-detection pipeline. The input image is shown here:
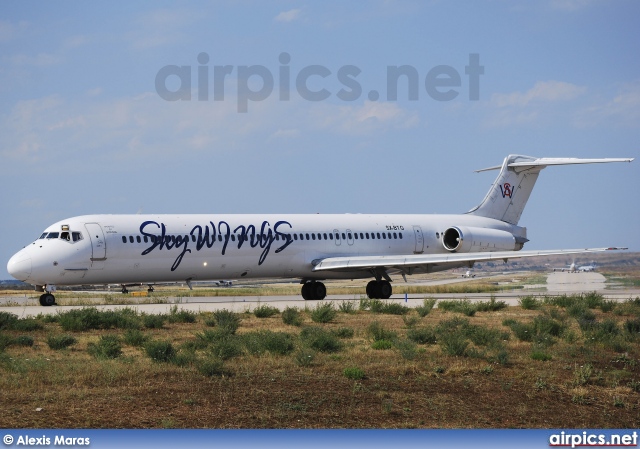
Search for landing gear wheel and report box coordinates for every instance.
[310,282,326,300]
[301,282,311,300]
[147,285,155,293]
[301,281,327,300]
[121,286,129,294]
[366,281,378,299]
[39,293,56,306]
[379,281,392,300]
[366,280,392,299]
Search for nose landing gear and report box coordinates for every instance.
[39,293,56,306]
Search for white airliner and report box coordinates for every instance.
[6,154,633,306]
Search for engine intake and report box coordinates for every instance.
[442,226,518,253]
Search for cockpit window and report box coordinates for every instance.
[39,233,48,239]
[72,232,83,242]
[46,232,59,239]
[60,231,71,241]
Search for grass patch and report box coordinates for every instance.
[282,307,303,326]
[415,298,437,317]
[253,304,280,318]
[310,302,337,323]
[47,335,77,350]
[300,326,342,353]
[343,367,365,380]
[87,335,122,359]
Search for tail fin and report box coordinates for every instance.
[467,154,634,225]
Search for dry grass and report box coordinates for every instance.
[1,297,640,428]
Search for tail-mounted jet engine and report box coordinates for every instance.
[442,226,521,253]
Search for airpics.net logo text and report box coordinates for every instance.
[155,52,484,112]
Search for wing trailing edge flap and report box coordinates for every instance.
[311,247,627,273]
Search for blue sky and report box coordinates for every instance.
[1,0,639,279]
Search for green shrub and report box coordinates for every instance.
[47,335,77,350]
[625,318,640,335]
[333,327,354,339]
[282,307,303,326]
[294,348,316,367]
[530,348,552,361]
[415,298,437,317]
[394,339,418,360]
[143,314,166,329]
[253,304,280,318]
[519,296,540,310]
[197,358,230,377]
[372,339,393,350]
[12,335,34,347]
[167,305,196,324]
[381,303,410,315]
[438,299,476,316]
[402,315,420,328]
[211,309,240,334]
[439,332,469,356]
[242,330,295,355]
[0,312,18,330]
[57,307,141,331]
[87,335,122,359]
[123,329,148,347]
[0,333,11,351]
[338,301,357,314]
[300,326,342,353]
[367,321,397,342]
[11,318,43,332]
[600,299,617,313]
[310,302,337,323]
[210,339,243,360]
[407,327,438,345]
[196,329,230,345]
[343,367,365,380]
[145,340,176,363]
[476,296,507,312]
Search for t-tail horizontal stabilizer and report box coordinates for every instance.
[467,155,634,225]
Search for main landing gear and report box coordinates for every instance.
[301,281,327,300]
[366,280,392,299]
[39,293,56,306]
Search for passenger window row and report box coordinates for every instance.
[120,231,404,244]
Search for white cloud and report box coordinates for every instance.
[491,81,586,108]
[274,9,302,23]
[312,101,420,134]
[485,80,587,127]
[576,81,640,128]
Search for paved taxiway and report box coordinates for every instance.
[1,271,638,318]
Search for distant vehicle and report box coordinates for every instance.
[7,154,632,306]
[214,280,234,287]
[462,270,476,278]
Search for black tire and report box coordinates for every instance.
[41,293,56,306]
[310,282,327,300]
[379,281,392,300]
[367,280,383,299]
[301,282,311,300]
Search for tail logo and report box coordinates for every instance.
[499,182,513,198]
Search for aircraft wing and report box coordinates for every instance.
[312,247,626,273]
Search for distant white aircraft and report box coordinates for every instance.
[553,260,597,273]
[462,270,476,278]
[7,154,632,306]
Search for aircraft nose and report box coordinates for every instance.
[7,254,32,281]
